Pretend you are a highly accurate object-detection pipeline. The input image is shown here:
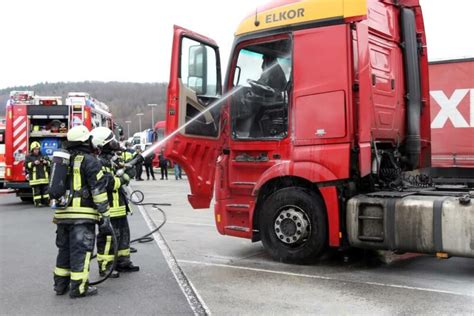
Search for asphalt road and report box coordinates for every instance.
[1,178,473,315]
[0,192,196,315]
[133,178,474,315]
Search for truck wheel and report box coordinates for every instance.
[259,187,327,264]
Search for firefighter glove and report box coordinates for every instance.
[120,173,130,186]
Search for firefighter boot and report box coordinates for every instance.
[116,261,140,272]
[69,286,98,299]
[54,276,70,296]
[99,268,120,278]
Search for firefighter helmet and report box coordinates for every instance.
[67,125,90,142]
[90,127,115,149]
[30,141,41,150]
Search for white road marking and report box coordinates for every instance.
[178,259,474,298]
[129,187,211,315]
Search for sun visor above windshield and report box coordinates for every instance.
[235,0,367,36]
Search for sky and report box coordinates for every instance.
[0,0,473,89]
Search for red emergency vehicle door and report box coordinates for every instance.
[165,25,223,209]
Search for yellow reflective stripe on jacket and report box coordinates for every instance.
[55,207,97,215]
[117,248,130,257]
[72,155,84,208]
[112,190,120,208]
[30,178,49,185]
[72,197,81,208]
[110,206,126,218]
[73,155,84,192]
[54,211,99,221]
[96,170,104,180]
[93,192,108,204]
[54,267,71,277]
[113,178,121,190]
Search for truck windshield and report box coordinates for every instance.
[231,38,291,140]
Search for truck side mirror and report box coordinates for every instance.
[233,66,242,86]
[188,44,207,94]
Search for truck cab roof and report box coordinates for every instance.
[235,0,367,36]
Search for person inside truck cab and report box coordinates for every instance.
[257,55,287,93]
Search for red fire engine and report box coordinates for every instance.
[164,0,474,263]
[4,91,115,200]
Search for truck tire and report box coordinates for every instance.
[259,187,327,264]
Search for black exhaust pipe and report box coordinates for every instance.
[401,8,422,170]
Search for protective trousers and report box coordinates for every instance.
[32,184,49,207]
[54,223,95,296]
[96,217,131,272]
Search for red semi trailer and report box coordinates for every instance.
[164,0,474,263]
[429,58,474,168]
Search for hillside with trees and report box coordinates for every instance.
[0,81,168,136]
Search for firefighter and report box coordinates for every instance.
[25,141,50,207]
[53,125,112,298]
[91,127,140,277]
[122,142,134,162]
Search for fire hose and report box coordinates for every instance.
[89,189,169,285]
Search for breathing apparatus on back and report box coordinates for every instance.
[49,125,92,209]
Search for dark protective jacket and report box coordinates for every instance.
[53,145,110,224]
[99,152,129,218]
[259,63,287,92]
[25,153,50,186]
[144,152,155,166]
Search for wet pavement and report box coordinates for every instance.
[1,177,473,315]
[133,178,474,315]
[0,193,195,315]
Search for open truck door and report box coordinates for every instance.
[165,25,223,209]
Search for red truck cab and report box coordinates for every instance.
[164,0,473,262]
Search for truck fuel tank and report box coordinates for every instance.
[346,192,474,258]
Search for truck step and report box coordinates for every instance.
[226,204,250,210]
[231,182,256,187]
[225,225,250,232]
[358,235,384,242]
[358,215,383,220]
